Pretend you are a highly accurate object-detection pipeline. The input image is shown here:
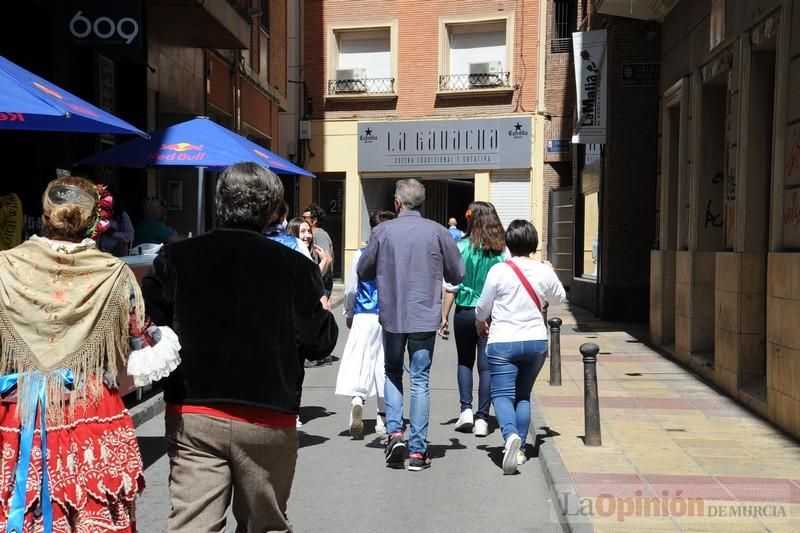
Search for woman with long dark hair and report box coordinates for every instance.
[440,201,506,437]
[287,216,332,278]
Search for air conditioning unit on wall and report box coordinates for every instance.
[468,61,503,87]
[335,68,367,93]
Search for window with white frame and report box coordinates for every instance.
[331,28,394,94]
[441,20,510,91]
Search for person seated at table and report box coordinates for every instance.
[133,197,183,247]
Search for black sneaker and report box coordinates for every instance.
[407,451,431,471]
[385,432,406,468]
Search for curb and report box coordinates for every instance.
[129,391,165,428]
[533,395,593,533]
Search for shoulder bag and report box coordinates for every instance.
[505,259,542,312]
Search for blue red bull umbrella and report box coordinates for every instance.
[0,55,146,136]
[77,116,314,177]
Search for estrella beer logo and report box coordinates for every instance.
[507,121,529,138]
[150,142,206,162]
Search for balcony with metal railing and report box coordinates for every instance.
[326,77,396,98]
[438,72,512,92]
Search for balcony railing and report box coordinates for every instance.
[327,78,396,95]
[551,37,572,53]
[438,72,511,91]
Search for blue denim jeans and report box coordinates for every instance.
[454,307,490,420]
[383,331,436,454]
[487,340,548,449]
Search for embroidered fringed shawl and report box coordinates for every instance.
[0,236,144,423]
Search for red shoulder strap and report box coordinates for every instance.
[505,260,542,312]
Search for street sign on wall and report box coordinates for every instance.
[357,117,532,172]
[622,63,660,87]
[547,139,571,153]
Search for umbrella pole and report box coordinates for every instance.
[196,167,205,236]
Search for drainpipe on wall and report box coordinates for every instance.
[234,50,242,133]
[537,0,548,114]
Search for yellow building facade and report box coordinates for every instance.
[298,115,545,285]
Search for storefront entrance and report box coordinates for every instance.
[360,177,474,242]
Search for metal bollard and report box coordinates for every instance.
[580,342,602,446]
[548,318,563,386]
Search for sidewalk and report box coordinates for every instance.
[536,302,800,532]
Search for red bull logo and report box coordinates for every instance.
[150,142,206,162]
[162,142,204,152]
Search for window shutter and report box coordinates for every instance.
[490,172,532,229]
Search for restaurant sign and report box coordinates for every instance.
[65,0,142,48]
[357,117,532,172]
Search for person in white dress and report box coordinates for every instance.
[335,210,396,438]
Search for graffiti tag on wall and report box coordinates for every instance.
[786,124,800,187]
[705,171,724,230]
[783,189,800,248]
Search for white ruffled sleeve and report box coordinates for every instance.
[127,326,182,387]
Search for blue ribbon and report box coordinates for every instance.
[0,370,74,533]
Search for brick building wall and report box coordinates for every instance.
[566,7,660,319]
[303,0,539,120]
[269,0,288,96]
[602,17,660,290]
[540,0,580,259]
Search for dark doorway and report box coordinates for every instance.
[317,175,345,279]
[446,179,474,231]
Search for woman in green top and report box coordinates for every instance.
[441,201,506,437]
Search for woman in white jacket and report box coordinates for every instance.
[475,220,566,475]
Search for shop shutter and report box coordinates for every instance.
[490,172,532,229]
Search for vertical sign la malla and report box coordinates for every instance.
[572,30,608,145]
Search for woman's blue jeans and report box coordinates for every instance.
[487,340,547,449]
[453,306,490,420]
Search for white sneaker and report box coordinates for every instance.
[455,408,474,432]
[517,450,527,465]
[503,434,521,475]
[349,397,364,439]
[296,415,303,428]
[375,414,387,436]
[474,418,489,437]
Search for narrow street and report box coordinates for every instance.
[135,310,563,532]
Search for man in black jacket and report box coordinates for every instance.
[143,162,337,533]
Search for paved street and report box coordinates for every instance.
[135,309,563,532]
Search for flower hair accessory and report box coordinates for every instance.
[86,184,114,240]
[465,207,472,219]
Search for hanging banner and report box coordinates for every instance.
[572,30,607,145]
